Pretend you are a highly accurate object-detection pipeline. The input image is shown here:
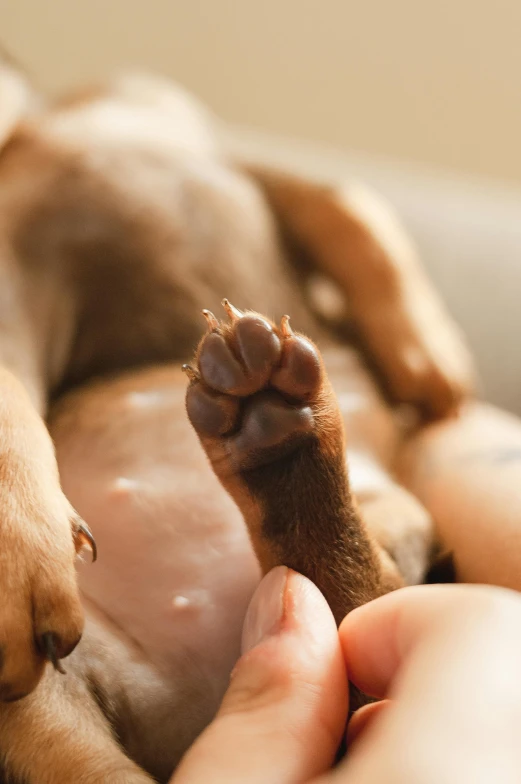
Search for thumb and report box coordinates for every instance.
[172,566,348,784]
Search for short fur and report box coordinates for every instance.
[0,57,473,782]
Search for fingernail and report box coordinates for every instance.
[241,566,289,653]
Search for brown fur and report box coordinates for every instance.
[186,309,401,622]
[0,55,474,782]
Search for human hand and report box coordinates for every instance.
[171,567,521,784]
[171,565,346,783]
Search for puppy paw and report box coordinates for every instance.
[185,302,388,621]
[185,301,334,475]
[0,486,94,700]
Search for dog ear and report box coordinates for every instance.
[0,46,37,150]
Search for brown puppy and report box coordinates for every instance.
[0,56,473,783]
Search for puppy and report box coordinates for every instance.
[0,57,473,782]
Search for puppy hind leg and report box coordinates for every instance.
[246,166,475,417]
[0,667,154,784]
[351,455,435,586]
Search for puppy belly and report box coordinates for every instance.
[50,366,260,694]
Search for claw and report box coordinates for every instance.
[280,315,293,338]
[41,633,66,675]
[222,298,242,322]
[202,309,220,331]
[182,363,200,383]
[75,521,97,563]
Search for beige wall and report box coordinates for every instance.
[2,0,520,183]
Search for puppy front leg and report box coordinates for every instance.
[0,366,89,699]
[185,303,401,624]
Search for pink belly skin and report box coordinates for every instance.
[51,367,260,708]
[49,355,395,751]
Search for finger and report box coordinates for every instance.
[172,567,348,784]
[339,583,521,698]
[346,700,390,747]
[329,586,521,784]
